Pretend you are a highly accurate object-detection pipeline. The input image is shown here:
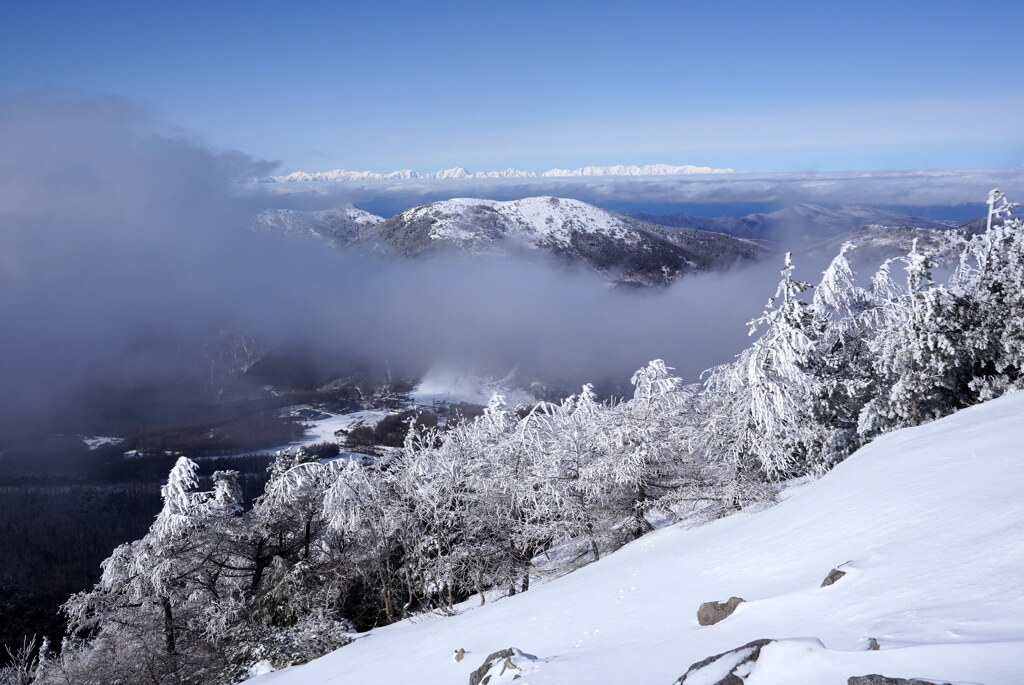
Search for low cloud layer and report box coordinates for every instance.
[4,93,983,438]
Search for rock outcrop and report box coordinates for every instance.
[696,596,745,626]
[821,568,847,587]
[468,647,537,685]
[847,676,953,685]
[674,639,774,684]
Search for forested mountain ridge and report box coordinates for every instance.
[251,204,383,249]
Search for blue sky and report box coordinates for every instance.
[2,0,1022,174]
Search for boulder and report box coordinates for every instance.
[696,596,745,626]
[821,568,847,587]
[468,648,537,685]
[866,637,880,651]
[454,647,466,662]
[847,677,953,685]
[674,639,774,684]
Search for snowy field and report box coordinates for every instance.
[247,392,1024,684]
[412,364,537,407]
[291,410,393,446]
[191,410,395,461]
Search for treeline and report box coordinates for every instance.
[18,191,1024,684]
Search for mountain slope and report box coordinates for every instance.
[251,204,383,248]
[354,196,769,285]
[247,393,1024,685]
[636,204,952,243]
[806,223,960,265]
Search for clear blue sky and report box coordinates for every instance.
[2,0,1022,174]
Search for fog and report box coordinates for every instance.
[0,93,933,440]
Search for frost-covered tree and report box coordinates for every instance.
[53,458,240,684]
[528,385,623,560]
[809,243,876,460]
[698,253,825,488]
[858,241,977,438]
[953,189,1024,399]
[323,459,406,624]
[615,360,694,533]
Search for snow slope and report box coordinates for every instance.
[251,204,383,249]
[383,196,640,252]
[248,393,1024,685]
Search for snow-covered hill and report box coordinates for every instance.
[806,224,958,266]
[247,392,1024,685]
[355,196,768,285]
[251,204,383,248]
[263,164,733,183]
[636,203,953,244]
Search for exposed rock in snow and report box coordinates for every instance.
[673,638,775,684]
[821,568,848,587]
[469,648,538,685]
[846,676,952,685]
[697,597,745,626]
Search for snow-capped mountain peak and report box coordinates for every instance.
[250,196,769,286]
[352,196,768,286]
[396,196,634,250]
[259,163,733,183]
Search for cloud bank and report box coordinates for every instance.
[1,94,793,438]
[7,93,1014,439]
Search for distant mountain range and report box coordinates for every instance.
[252,196,768,287]
[261,164,734,183]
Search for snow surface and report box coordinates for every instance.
[402,196,639,251]
[194,410,394,460]
[411,364,536,407]
[82,435,123,450]
[296,410,393,445]
[246,392,1024,685]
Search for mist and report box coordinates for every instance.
[0,93,842,442]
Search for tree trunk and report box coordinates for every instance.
[160,596,176,656]
[380,552,396,624]
[587,522,600,561]
[731,462,744,511]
